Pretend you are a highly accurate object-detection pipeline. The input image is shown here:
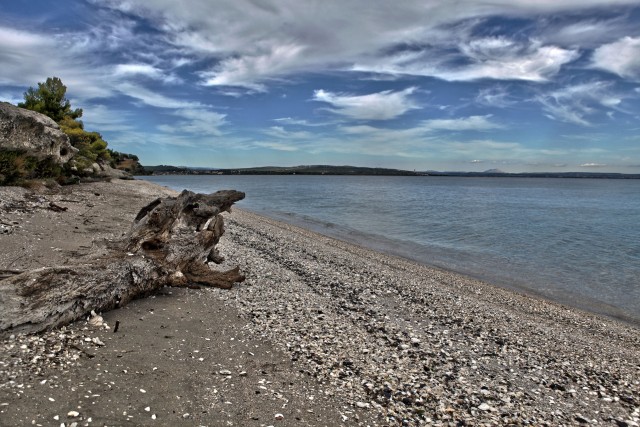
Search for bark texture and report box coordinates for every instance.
[0,189,245,336]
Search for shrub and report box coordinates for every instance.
[0,150,62,185]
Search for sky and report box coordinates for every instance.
[1,1,639,172]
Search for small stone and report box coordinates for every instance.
[219,370,232,376]
[274,413,284,420]
[575,415,590,424]
[144,407,150,412]
[88,312,104,327]
[478,403,492,411]
[67,411,80,417]
[355,402,370,408]
[140,389,146,393]
[152,414,157,420]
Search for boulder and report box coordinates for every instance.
[94,163,132,180]
[0,102,77,164]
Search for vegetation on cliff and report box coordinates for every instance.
[1,77,143,185]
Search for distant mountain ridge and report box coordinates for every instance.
[140,164,640,179]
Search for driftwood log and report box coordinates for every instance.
[0,190,245,336]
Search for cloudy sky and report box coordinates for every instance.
[1,0,639,172]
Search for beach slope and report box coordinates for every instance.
[1,179,638,426]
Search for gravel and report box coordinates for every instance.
[214,208,640,426]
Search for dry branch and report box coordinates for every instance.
[0,190,245,336]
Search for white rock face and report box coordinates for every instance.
[0,102,77,164]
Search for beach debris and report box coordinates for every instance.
[0,190,245,336]
[0,269,22,280]
[47,202,68,212]
[87,310,104,328]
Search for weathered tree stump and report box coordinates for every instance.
[0,190,245,336]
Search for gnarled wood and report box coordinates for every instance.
[0,190,245,336]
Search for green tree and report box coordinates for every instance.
[18,77,83,122]
[59,117,110,162]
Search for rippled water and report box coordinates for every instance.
[144,175,640,324]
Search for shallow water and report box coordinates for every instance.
[144,175,640,324]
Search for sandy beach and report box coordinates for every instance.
[1,179,639,426]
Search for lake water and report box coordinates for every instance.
[144,175,640,325]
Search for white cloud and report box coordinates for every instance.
[592,37,640,81]
[115,83,227,136]
[457,38,577,82]
[475,86,515,108]
[115,83,204,109]
[419,115,503,131]
[539,16,635,48]
[536,81,626,126]
[115,64,161,77]
[273,117,330,127]
[339,114,502,136]
[580,162,607,167]
[312,87,419,120]
[168,108,227,136]
[336,122,529,160]
[353,37,579,82]
[2,0,634,96]
[254,141,300,152]
[200,44,307,91]
[80,104,136,133]
[94,0,635,89]
[263,126,312,139]
[0,22,179,100]
[0,26,111,98]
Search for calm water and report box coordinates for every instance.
[144,175,640,324]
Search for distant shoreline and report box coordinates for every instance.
[140,164,640,179]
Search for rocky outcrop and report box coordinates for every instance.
[0,102,77,164]
[85,162,132,180]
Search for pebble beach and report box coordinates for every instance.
[1,179,639,426]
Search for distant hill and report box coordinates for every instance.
[141,164,419,176]
[139,164,640,179]
[217,165,418,175]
